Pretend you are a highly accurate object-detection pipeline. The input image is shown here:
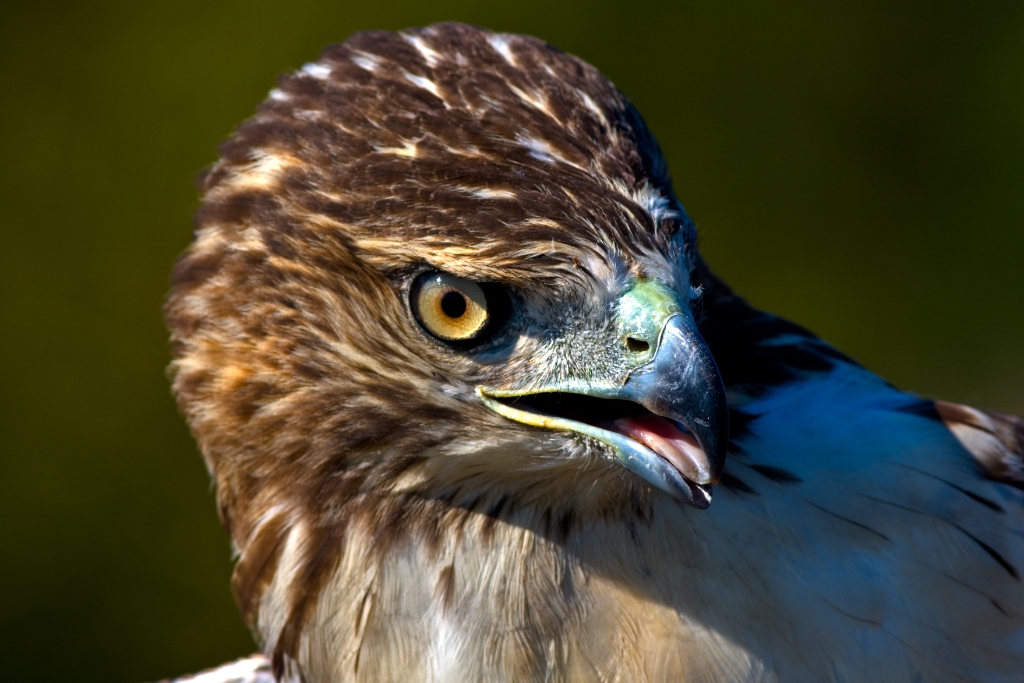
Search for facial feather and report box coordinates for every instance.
[166,22,702,676]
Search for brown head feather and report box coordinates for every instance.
[164,22,769,680]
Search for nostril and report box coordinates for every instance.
[625,337,650,354]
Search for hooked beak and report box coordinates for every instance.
[478,312,729,508]
[619,314,729,489]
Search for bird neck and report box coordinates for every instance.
[258,485,758,683]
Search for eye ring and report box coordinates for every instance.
[412,272,490,341]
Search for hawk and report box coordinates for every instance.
[164,22,1024,683]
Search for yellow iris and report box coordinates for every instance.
[414,273,489,341]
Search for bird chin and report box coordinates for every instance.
[476,387,714,509]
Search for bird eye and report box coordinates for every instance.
[412,272,490,341]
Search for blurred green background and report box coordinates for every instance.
[1,1,1021,681]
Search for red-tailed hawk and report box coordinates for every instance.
[164,22,1024,683]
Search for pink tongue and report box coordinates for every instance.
[612,415,710,484]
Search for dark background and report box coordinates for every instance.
[2,1,1022,681]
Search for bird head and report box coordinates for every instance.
[165,22,728,648]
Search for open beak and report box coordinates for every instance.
[478,312,729,508]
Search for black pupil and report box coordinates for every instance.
[441,291,467,319]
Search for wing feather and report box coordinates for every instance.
[935,400,1024,489]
